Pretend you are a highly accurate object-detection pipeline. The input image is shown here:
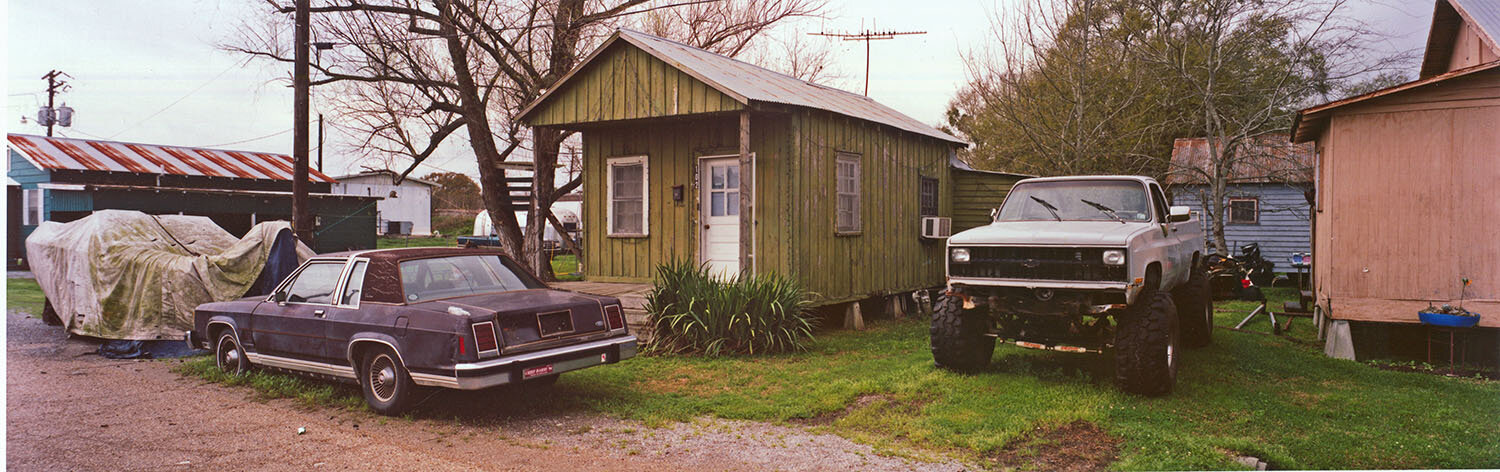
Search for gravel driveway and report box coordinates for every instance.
[6,308,974,471]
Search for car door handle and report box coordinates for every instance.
[314,309,326,318]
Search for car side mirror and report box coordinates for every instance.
[1168,206,1191,223]
[272,291,288,303]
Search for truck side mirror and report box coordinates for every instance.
[1167,206,1191,223]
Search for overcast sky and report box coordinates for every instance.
[4,1,1434,180]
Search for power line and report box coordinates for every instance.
[196,127,294,148]
[107,57,252,139]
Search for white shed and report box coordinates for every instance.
[331,170,435,236]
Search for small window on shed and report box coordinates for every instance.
[608,155,648,236]
[22,189,42,225]
[919,176,939,217]
[835,153,861,233]
[1229,197,1259,224]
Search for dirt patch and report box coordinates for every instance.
[792,393,931,427]
[989,420,1120,472]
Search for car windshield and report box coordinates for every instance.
[996,180,1152,222]
[399,255,542,302]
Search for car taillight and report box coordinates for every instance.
[604,304,625,331]
[472,321,499,354]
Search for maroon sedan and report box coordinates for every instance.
[186,247,636,415]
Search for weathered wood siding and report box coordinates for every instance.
[951,170,1022,233]
[781,109,952,303]
[1312,68,1500,327]
[580,115,789,282]
[1172,183,1311,271]
[528,43,743,127]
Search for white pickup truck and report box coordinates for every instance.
[934,176,1211,395]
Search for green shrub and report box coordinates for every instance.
[644,259,817,356]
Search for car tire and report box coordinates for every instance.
[359,347,418,416]
[1114,291,1179,396]
[215,331,249,376]
[1175,266,1214,348]
[930,294,994,373]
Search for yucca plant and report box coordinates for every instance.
[644,259,817,356]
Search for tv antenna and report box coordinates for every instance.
[811,20,926,96]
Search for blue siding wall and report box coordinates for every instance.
[9,150,49,186]
[1173,183,1311,272]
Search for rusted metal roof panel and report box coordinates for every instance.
[1166,134,1313,185]
[6,133,336,183]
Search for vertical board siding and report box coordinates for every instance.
[1172,183,1312,271]
[1310,69,1500,327]
[530,44,743,127]
[787,109,952,304]
[951,171,1021,233]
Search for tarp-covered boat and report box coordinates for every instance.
[25,210,313,340]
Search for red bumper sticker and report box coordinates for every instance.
[522,364,553,379]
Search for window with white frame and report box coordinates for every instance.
[1228,197,1258,224]
[835,152,861,233]
[22,189,42,225]
[608,155,648,236]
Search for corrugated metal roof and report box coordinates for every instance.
[6,133,336,183]
[1453,0,1500,45]
[1167,134,1313,185]
[523,29,964,145]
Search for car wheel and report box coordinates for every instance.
[215,331,249,376]
[1114,290,1179,396]
[930,294,995,373]
[1174,266,1214,348]
[360,347,417,416]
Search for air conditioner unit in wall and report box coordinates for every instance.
[921,216,951,239]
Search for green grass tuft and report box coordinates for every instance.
[7,277,46,317]
[645,259,818,356]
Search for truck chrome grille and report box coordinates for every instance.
[950,247,1127,282]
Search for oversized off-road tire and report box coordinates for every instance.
[1114,291,1179,396]
[360,347,418,416]
[214,331,249,376]
[1174,266,1214,348]
[930,295,994,372]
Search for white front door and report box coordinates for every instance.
[700,157,740,278]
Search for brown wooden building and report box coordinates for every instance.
[1291,0,1500,335]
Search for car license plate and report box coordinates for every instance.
[537,310,575,337]
[522,364,554,379]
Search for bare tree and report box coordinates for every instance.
[229,0,826,279]
[638,0,835,83]
[1137,0,1410,252]
[949,0,1179,176]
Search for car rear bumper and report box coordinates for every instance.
[409,335,638,390]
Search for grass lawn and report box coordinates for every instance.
[7,277,45,316]
[171,284,1500,470]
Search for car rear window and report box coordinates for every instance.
[398,255,542,302]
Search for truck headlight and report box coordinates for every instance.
[1102,250,1125,266]
[951,248,970,263]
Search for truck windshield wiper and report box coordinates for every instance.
[1029,196,1062,221]
[1080,199,1125,224]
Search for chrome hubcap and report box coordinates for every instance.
[370,355,398,402]
[224,349,240,365]
[218,338,241,372]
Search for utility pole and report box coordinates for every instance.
[317,113,324,173]
[41,70,71,137]
[810,25,926,96]
[291,0,313,245]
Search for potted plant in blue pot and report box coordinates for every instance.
[1419,278,1481,328]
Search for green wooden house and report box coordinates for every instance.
[520,29,1023,305]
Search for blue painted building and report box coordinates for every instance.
[7,133,380,266]
[1166,135,1315,272]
